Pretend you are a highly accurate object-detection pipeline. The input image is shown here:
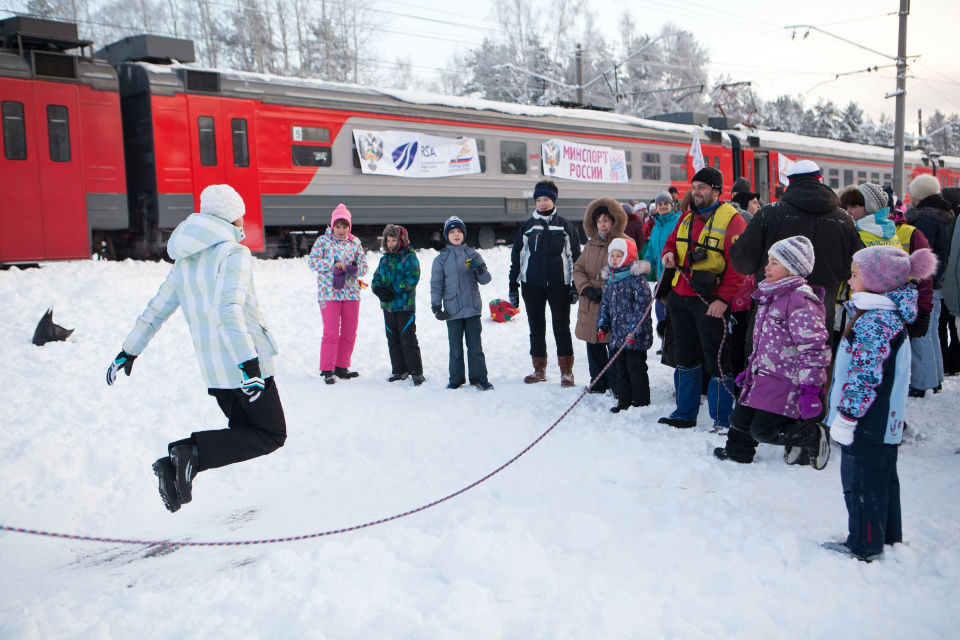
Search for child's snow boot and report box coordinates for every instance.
[334,366,359,379]
[152,457,181,513]
[169,445,198,504]
[412,374,425,386]
[322,370,336,384]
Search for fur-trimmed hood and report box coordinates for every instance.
[381,224,411,253]
[583,197,627,240]
[906,195,955,226]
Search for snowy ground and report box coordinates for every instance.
[2,247,959,639]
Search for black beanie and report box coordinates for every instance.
[691,167,723,191]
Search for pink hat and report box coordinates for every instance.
[852,246,938,293]
[330,203,352,230]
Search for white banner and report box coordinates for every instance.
[689,132,705,173]
[541,139,628,183]
[353,130,481,178]
[778,153,794,185]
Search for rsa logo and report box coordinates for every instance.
[529,153,540,160]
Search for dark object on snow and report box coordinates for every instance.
[32,308,74,346]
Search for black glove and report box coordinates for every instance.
[509,286,520,309]
[238,358,265,403]
[584,287,602,303]
[432,305,450,321]
[569,286,579,305]
[908,310,930,339]
[106,350,137,386]
[465,257,487,275]
[372,285,394,302]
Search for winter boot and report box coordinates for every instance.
[152,458,181,513]
[446,381,463,389]
[169,445,198,504]
[334,366,359,379]
[660,364,701,428]
[821,541,880,563]
[322,370,336,384]
[388,372,408,382]
[472,380,494,391]
[713,447,752,464]
[804,423,831,471]
[558,355,575,387]
[610,403,631,414]
[411,374,425,386]
[524,356,548,384]
[707,376,735,429]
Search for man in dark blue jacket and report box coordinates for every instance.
[509,180,582,386]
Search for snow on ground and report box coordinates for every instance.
[1,247,959,639]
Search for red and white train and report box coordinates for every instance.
[2,16,958,264]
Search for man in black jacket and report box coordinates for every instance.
[715,160,860,466]
[728,160,859,334]
[509,180,582,387]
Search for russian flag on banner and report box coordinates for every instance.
[778,154,795,185]
[689,132,705,173]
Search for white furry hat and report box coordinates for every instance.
[909,174,941,204]
[200,184,245,223]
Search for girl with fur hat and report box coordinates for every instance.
[371,224,424,385]
[714,236,832,467]
[307,204,369,384]
[822,245,937,562]
[596,238,653,413]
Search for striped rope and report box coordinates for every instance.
[0,272,664,549]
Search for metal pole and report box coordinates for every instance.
[576,44,584,106]
[918,108,922,137]
[892,0,909,198]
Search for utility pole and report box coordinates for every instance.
[575,44,583,106]
[918,108,922,137]
[892,0,909,198]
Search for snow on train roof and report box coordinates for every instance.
[139,62,702,136]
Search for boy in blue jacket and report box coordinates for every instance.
[431,216,493,390]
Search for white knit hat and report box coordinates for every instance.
[199,184,245,223]
[768,235,815,277]
[909,174,941,204]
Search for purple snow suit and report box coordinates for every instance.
[738,275,831,419]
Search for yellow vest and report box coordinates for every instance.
[671,203,739,288]
[858,228,903,249]
[895,224,916,252]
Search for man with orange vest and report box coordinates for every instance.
[659,167,746,429]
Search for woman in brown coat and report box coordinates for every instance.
[573,197,629,394]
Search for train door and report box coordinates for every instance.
[185,95,227,216]
[754,151,771,203]
[1,82,44,262]
[741,148,755,190]
[220,99,264,251]
[34,82,88,260]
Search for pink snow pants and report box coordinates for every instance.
[320,300,360,371]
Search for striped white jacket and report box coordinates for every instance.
[122,214,279,389]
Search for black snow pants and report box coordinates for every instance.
[384,309,423,376]
[840,439,902,558]
[615,349,650,407]
[725,404,819,462]
[179,377,287,472]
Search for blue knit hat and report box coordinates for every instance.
[443,215,467,241]
[533,181,558,203]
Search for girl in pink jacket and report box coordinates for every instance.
[308,204,368,384]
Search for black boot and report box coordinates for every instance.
[388,372,408,382]
[713,447,752,464]
[334,366,359,379]
[169,445,198,504]
[411,374,425,386]
[322,370,336,384]
[610,403,630,414]
[152,458,181,513]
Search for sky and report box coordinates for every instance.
[378,0,960,135]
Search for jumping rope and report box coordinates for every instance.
[0,272,666,549]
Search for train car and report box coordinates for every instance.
[0,17,127,264]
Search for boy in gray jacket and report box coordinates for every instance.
[431,216,493,390]
[107,184,287,513]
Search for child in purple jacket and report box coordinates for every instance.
[714,236,832,468]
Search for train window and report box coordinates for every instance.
[232,119,249,168]
[292,145,332,167]
[857,170,866,185]
[198,116,217,166]
[624,150,632,180]
[476,138,486,173]
[46,105,70,162]
[883,173,892,186]
[713,156,720,170]
[670,154,686,181]
[2,101,27,161]
[844,169,853,187]
[641,152,661,181]
[828,168,840,190]
[500,140,527,175]
[871,172,880,183]
[292,126,330,142]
